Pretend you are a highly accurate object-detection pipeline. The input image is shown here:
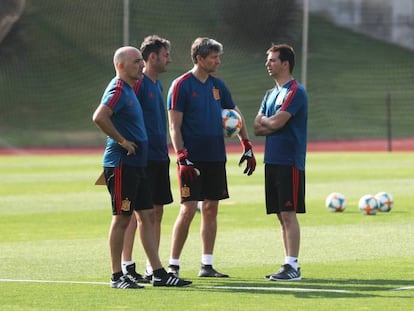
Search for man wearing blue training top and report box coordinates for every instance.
[167,37,256,278]
[121,35,174,283]
[93,46,191,288]
[254,44,308,281]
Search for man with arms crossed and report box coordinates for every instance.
[254,44,308,281]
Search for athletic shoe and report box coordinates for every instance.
[269,264,301,281]
[167,264,180,277]
[153,273,192,287]
[144,271,153,282]
[263,270,284,279]
[110,275,144,289]
[198,265,229,278]
[125,263,150,284]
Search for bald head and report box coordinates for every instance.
[113,46,140,67]
[113,46,144,86]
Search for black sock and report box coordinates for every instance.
[112,271,123,281]
[153,268,167,278]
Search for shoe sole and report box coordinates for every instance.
[153,282,192,287]
[198,269,229,277]
[110,284,144,289]
[269,276,302,281]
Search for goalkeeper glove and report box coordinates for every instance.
[177,150,198,182]
[239,139,256,176]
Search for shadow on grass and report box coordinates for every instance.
[189,277,414,299]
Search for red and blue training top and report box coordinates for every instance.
[167,72,235,162]
[134,74,169,162]
[100,77,148,167]
[259,79,308,170]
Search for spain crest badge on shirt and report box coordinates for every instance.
[213,88,220,100]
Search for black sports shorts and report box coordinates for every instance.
[146,160,173,206]
[265,164,306,215]
[177,161,229,203]
[104,164,153,215]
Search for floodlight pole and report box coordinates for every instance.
[386,92,392,152]
[123,0,130,45]
[301,0,309,88]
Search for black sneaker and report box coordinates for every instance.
[144,271,153,282]
[125,263,151,284]
[269,264,301,281]
[110,275,144,289]
[153,273,192,287]
[198,265,229,278]
[167,264,180,277]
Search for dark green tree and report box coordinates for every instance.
[220,0,302,48]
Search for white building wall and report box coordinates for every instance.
[309,0,414,50]
[391,0,414,49]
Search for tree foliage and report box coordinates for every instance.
[0,0,29,61]
[220,0,302,48]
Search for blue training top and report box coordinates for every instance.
[259,79,308,170]
[134,74,169,161]
[167,72,235,162]
[100,77,148,167]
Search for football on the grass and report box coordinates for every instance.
[374,191,393,212]
[358,194,379,215]
[222,109,242,138]
[325,192,347,212]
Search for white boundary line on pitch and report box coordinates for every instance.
[1,279,412,292]
[0,279,108,286]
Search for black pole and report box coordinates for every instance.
[386,92,392,152]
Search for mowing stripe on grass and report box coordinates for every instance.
[207,285,350,293]
[0,278,348,293]
[2,279,412,292]
[391,286,414,291]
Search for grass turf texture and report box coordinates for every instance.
[0,152,413,310]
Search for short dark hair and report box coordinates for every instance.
[267,44,295,73]
[191,37,223,64]
[140,35,170,61]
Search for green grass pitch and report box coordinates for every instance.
[0,152,413,310]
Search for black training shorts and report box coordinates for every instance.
[104,164,153,215]
[265,164,306,215]
[178,161,229,203]
[146,160,173,206]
